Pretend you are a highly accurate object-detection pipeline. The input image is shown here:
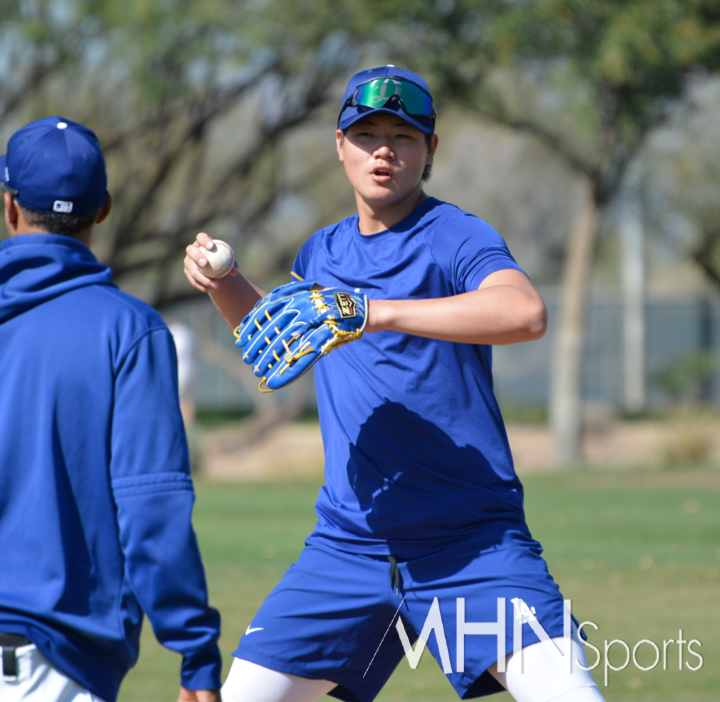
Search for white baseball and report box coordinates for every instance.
[199,239,235,279]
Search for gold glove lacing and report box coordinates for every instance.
[256,292,364,392]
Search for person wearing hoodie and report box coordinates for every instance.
[0,117,222,702]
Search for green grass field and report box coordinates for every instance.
[118,464,720,702]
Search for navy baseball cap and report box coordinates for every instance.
[338,65,436,135]
[0,116,107,217]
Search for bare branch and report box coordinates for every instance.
[0,52,68,122]
[692,229,720,291]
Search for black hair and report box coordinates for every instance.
[19,204,100,239]
[340,130,435,182]
[422,133,434,183]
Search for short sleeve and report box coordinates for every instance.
[427,210,524,293]
[292,232,321,281]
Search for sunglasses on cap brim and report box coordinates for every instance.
[342,77,436,120]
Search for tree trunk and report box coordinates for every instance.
[550,180,599,465]
[620,177,646,413]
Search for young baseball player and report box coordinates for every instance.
[0,117,221,702]
[185,66,605,702]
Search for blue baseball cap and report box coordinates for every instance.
[338,66,436,135]
[0,116,107,217]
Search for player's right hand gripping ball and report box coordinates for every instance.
[234,281,368,392]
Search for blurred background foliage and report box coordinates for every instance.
[2,0,720,456]
[3,0,720,300]
[1,0,362,306]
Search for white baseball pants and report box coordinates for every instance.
[0,643,107,702]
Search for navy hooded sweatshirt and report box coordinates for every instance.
[0,234,221,701]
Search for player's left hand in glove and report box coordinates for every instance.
[234,282,368,392]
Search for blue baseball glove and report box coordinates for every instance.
[234,280,368,392]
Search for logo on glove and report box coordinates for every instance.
[335,292,358,319]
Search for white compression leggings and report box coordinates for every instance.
[221,635,606,702]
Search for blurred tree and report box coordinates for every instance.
[0,0,358,308]
[693,229,720,288]
[0,0,361,431]
[4,1,720,444]
[267,0,720,463]
[640,75,720,290]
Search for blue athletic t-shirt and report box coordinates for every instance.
[292,197,527,556]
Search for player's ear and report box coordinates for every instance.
[96,193,112,224]
[336,129,345,162]
[427,134,439,163]
[4,192,20,234]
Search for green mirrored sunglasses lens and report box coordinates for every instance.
[353,79,433,116]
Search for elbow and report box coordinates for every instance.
[522,301,548,341]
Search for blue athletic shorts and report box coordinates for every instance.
[234,526,573,701]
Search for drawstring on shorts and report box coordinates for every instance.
[387,555,402,596]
